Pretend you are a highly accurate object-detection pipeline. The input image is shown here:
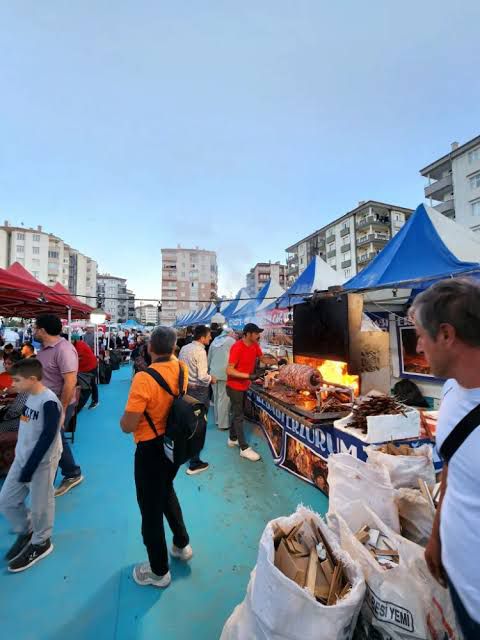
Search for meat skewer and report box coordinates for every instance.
[277,364,323,392]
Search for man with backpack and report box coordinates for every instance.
[411,279,480,639]
[120,326,193,589]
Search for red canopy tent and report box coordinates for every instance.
[51,282,94,314]
[0,263,92,319]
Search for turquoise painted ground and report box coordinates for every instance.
[0,365,327,640]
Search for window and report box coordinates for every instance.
[17,232,25,240]
[32,258,40,266]
[470,173,480,190]
[16,245,24,253]
[343,250,351,261]
[48,250,59,259]
[33,234,41,242]
[32,246,40,255]
[32,271,40,278]
[472,200,480,216]
[328,243,335,252]
[341,221,349,230]
[394,213,402,222]
[468,148,480,164]
[344,268,351,278]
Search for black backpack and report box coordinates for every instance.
[143,363,207,466]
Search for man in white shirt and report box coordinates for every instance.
[411,278,480,639]
[208,328,236,431]
[179,325,217,476]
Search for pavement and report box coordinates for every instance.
[0,365,327,640]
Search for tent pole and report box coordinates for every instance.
[67,307,72,342]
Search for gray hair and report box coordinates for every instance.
[149,326,177,355]
[411,278,480,346]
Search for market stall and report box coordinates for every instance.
[245,292,439,495]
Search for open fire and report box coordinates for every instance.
[294,355,360,396]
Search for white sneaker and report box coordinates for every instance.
[228,438,240,448]
[132,562,171,588]
[171,544,193,561]
[240,447,261,462]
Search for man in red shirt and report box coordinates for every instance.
[226,323,276,461]
[74,338,99,411]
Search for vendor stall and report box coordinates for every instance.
[245,292,439,496]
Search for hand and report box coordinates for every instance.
[425,533,447,588]
[210,375,218,384]
[249,374,258,381]
[60,409,66,430]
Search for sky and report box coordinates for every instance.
[1,1,479,302]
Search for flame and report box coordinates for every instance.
[299,390,311,397]
[295,355,360,396]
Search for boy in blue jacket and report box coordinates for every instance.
[0,358,63,572]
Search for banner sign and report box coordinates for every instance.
[246,388,440,495]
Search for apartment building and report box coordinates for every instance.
[286,201,413,283]
[127,290,136,320]
[0,221,97,303]
[420,134,480,232]
[160,246,218,326]
[245,261,288,296]
[136,304,159,326]
[97,274,128,324]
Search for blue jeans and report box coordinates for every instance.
[448,575,480,639]
[58,406,82,479]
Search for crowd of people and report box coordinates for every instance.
[1,286,478,639]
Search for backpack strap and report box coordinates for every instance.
[178,363,186,397]
[440,403,480,463]
[142,367,175,438]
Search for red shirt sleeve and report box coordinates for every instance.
[256,343,263,357]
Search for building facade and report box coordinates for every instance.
[160,246,218,325]
[0,222,97,304]
[245,261,288,296]
[420,134,480,232]
[97,274,128,324]
[136,304,159,326]
[286,201,413,283]
[127,290,136,320]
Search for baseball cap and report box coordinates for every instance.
[243,323,264,335]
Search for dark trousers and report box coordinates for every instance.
[135,438,189,576]
[227,387,247,449]
[448,575,480,639]
[187,384,209,466]
[77,368,99,413]
[58,405,82,479]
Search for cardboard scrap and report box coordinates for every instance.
[273,518,352,606]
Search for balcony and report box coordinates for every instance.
[326,249,336,259]
[357,251,379,265]
[340,242,351,253]
[434,199,455,217]
[341,259,352,269]
[425,173,453,201]
[356,215,389,230]
[340,227,350,237]
[326,233,335,244]
[356,233,390,247]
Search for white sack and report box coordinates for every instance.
[327,453,400,532]
[396,488,434,547]
[221,505,365,640]
[367,444,436,489]
[328,501,461,640]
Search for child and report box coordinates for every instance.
[0,358,63,572]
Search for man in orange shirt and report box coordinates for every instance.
[120,326,192,589]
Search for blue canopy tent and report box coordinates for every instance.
[176,310,196,328]
[222,288,250,321]
[121,319,144,330]
[265,256,341,310]
[229,279,285,329]
[344,204,480,292]
[193,303,217,325]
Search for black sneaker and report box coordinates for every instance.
[55,475,84,497]
[88,401,99,410]
[5,531,33,562]
[8,539,53,573]
[186,461,209,476]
